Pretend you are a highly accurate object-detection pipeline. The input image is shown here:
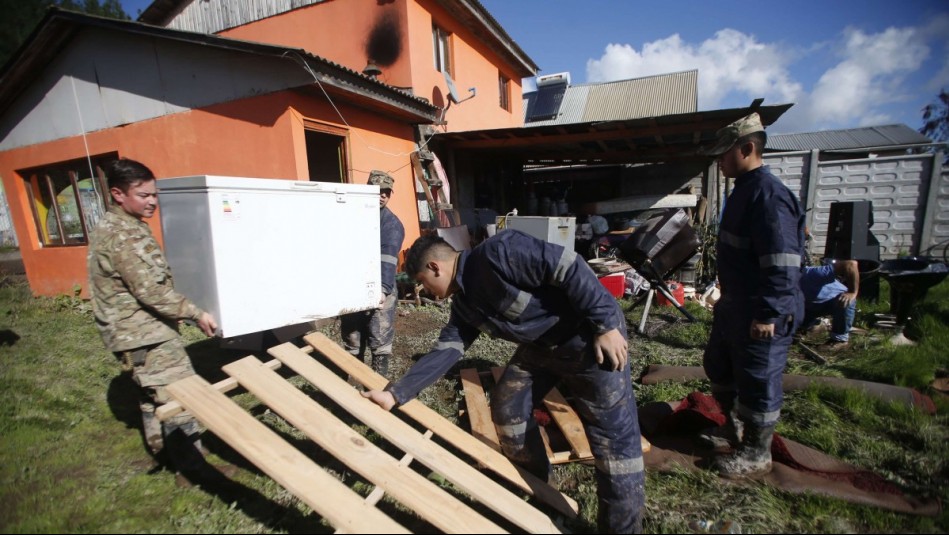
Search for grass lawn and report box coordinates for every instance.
[1,270,946,533]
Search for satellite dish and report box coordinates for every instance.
[443,71,476,104]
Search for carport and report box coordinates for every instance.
[428,102,794,228]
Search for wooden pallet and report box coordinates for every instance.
[461,367,650,464]
[156,333,578,534]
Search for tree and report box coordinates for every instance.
[0,0,129,67]
[921,89,949,143]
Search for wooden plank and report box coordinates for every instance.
[797,340,828,365]
[490,367,592,464]
[491,367,651,457]
[459,368,501,450]
[410,152,442,224]
[541,389,593,460]
[537,425,558,462]
[303,333,579,519]
[363,430,434,507]
[155,357,281,421]
[270,342,560,534]
[224,357,503,534]
[581,193,697,215]
[164,375,409,534]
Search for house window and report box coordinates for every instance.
[303,119,350,183]
[499,72,511,111]
[20,154,115,247]
[432,23,452,75]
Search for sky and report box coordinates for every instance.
[120,0,949,135]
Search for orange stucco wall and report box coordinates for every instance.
[219,0,525,132]
[0,90,422,297]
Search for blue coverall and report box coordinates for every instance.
[387,230,645,533]
[704,165,805,427]
[341,205,405,375]
[800,263,855,342]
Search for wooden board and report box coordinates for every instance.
[165,375,409,534]
[459,368,501,450]
[224,357,504,534]
[304,332,580,520]
[479,367,593,465]
[482,367,650,458]
[163,335,574,533]
[267,342,560,534]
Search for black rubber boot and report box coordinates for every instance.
[713,421,775,479]
[697,392,743,451]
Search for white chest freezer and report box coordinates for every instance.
[157,176,381,338]
[497,216,576,249]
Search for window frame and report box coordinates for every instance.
[20,154,114,247]
[302,118,351,183]
[432,23,453,76]
[498,71,511,111]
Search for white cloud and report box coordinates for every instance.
[585,30,802,111]
[584,19,945,132]
[801,26,930,129]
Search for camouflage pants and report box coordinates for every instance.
[115,336,198,455]
[340,293,397,377]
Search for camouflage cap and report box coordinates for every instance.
[367,170,394,189]
[702,112,766,156]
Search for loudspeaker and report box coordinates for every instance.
[824,201,881,301]
[824,201,880,262]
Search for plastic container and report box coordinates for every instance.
[598,272,626,298]
[656,280,684,306]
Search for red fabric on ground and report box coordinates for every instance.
[665,391,904,496]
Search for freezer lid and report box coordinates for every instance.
[156,175,379,195]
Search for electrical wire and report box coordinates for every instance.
[281,51,440,178]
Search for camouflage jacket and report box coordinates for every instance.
[88,206,204,352]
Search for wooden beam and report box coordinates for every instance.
[156,357,282,421]
[302,333,579,519]
[224,357,501,534]
[165,375,410,534]
[460,368,502,449]
[272,340,563,533]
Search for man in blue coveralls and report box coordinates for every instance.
[699,112,805,478]
[340,170,405,378]
[362,231,646,533]
[799,259,859,349]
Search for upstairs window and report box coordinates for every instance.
[20,153,115,247]
[499,72,511,111]
[432,23,452,75]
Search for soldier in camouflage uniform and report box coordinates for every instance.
[88,158,225,482]
[340,170,405,378]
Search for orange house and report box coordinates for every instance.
[0,0,538,297]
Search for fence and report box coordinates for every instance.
[762,150,947,261]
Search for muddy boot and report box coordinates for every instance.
[141,404,164,455]
[713,422,775,479]
[697,393,743,451]
[371,353,390,378]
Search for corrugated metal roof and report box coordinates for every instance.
[0,9,440,123]
[441,103,793,166]
[766,124,932,151]
[522,70,697,126]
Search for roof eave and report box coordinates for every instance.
[0,9,439,123]
[434,0,538,78]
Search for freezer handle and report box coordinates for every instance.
[291,182,325,190]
